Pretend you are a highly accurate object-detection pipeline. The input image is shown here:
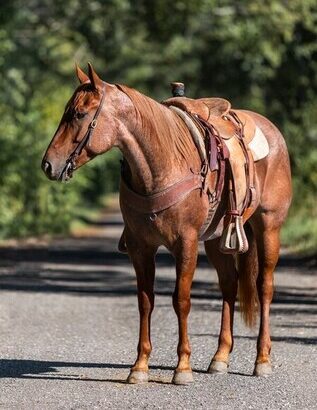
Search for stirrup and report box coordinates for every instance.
[219,215,249,254]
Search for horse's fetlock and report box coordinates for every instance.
[219,334,233,349]
[177,345,191,357]
[143,343,152,356]
[138,341,152,356]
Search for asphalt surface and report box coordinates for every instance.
[0,207,316,409]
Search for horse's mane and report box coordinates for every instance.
[117,84,195,165]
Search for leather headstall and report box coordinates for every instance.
[60,83,107,179]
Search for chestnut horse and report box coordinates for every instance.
[42,64,292,384]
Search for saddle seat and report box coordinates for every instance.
[164,97,255,143]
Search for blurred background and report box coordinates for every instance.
[0,0,316,252]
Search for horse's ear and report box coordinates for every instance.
[75,63,89,84]
[88,62,103,89]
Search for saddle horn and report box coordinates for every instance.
[171,82,185,97]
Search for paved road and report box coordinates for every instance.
[0,208,316,409]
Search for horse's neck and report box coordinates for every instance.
[117,87,198,194]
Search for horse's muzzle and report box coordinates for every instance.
[41,159,72,181]
[42,159,56,180]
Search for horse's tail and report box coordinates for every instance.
[237,223,259,327]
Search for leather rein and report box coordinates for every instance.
[60,83,107,180]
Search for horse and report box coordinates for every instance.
[42,63,292,384]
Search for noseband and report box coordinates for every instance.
[61,83,107,179]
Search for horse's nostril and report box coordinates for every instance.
[42,160,52,176]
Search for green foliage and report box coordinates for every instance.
[282,205,317,253]
[0,0,316,246]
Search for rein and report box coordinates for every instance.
[61,83,107,179]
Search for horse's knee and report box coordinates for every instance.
[138,291,154,314]
[257,271,274,302]
[172,293,191,316]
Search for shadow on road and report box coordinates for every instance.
[0,243,315,268]
[0,359,210,382]
[0,239,316,308]
[0,254,316,309]
[191,332,317,346]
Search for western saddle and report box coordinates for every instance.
[162,82,262,254]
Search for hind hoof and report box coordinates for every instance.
[172,370,194,385]
[127,370,148,384]
[207,360,228,374]
[253,362,272,377]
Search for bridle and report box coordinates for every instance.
[60,83,107,180]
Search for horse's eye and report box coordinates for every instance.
[75,112,87,120]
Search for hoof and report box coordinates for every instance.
[127,370,149,384]
[253,362,272,377]
[207,360,228,374]
[172,370,194,385]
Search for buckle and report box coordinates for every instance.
[90,119,97,128]
[200,161,208,177]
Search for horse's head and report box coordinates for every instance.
[42,63,121,181]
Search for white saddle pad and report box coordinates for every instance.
[249,126,269,161]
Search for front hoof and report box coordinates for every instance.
[172,370,194,385]
[253,362,272,377]
[127,370,149,384]
[207,360,228,374]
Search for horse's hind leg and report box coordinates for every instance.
[125,233,157,384]
[205,239,238,374]
[171,235,198,385]
[253,224,281,377]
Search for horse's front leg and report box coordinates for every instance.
[171,235,198,385]
[126,237,157,384]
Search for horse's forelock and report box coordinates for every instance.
[70,84,98,111]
